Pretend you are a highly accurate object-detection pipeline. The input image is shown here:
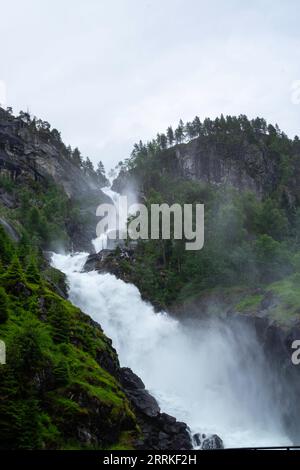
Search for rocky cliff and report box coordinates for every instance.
[0,107,105,197]
[0,107,194,450]
[113,124,300,208]
[0,107,108,251]
[106,117,300,445]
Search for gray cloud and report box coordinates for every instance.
[1,0,300,171]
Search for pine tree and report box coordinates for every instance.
[17,232,31,263]
[0,287,9,323]
[0,226,14,265]
[185,121,196,140]
[156,133,167,149]
[17,400,42,449]
[51,128,61,141]
[192,116,202,136]
[3,256,25,290]
[49,303,70,344]
[9,318,44,377]
[203,117,213,135]
[175,120,185,144]
[161,133,167,149]
[53,359,70,387]
[72,147,82,167]
[82,157,94,175]
[28,207,42,233]
[26,257,41,284]
[96,161,106,177]
[167,126,174,146]
[66,145,72,158]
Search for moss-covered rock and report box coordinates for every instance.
[0,230,139,450]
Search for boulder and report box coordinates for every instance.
[193,432,224,449]
[119,367,192,450]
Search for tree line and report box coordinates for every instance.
[112,114,299,173]
[3,107,107,185]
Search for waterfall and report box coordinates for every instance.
[51,188,292,448]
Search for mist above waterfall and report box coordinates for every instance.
[52,251,292,448]
[93,186,138,252]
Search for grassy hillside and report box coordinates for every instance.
[0,225,138,449]
[0,108,140,449]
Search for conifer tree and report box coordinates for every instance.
[53,359,70,387]
[0,226,14,265]
[3,256,25,289]
[72,147,82,167]
[167,126,174,146]
[17,232,31,264]
[49,303,70,344]
[26,257,41,284]
[175,120,185,144]
[96,160,106,178]
[0,287,9,323]
[192,116,202,136]
[82,157,94,175]
[185,121,196,140]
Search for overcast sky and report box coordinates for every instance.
[1,0,300,171]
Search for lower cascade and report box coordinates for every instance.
[52,251,292,449]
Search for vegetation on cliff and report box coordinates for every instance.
[112,115,300,315]
[0,224,138,449]
[0,106,109,251]
[0,107,140,449]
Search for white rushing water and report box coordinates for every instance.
[51,188,292,449]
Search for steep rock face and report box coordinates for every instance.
[119,368,192,450]
[173,138,276,197]
[249,315,300,440]
[0,217,19,241]
[113,133,300,206]
[0,107,109,198]
[0,107,109,251]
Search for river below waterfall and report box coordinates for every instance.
[52,251,292,449]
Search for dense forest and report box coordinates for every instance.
[111,115,300,315]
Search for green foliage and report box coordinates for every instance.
[17,182,71,250]
[267,274,300,323]
[26,257,41,284]
[0,175,14,192]
[255,199,288,240]
[2,255,26,291]
[113,114,300,308]
[7,317,49,379]
[292,252,300,272]
[0,227,137,450]
[0,225,14,265]
[254,235,291,282]
[0,286,9,323]
[48,302,70,344]
[17,232,31,263]
[235,294,264,313]
[52,358,70,387]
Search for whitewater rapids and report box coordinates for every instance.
[52,251,291,449]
